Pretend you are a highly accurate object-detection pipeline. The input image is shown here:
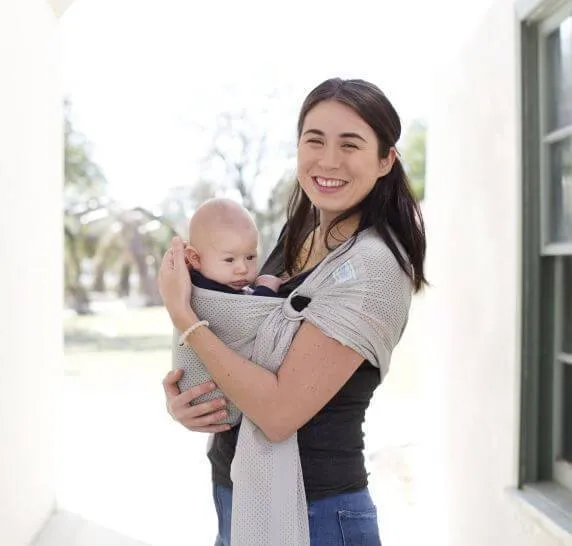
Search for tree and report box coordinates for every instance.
[199,106,295,259]
[64,98,182,309]
[400,120,427,201]
[156,181,218,239]
[63,98,108,314]
[64,98,107,198]
[87,204,178,305]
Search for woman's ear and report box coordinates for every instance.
[377,147,397,177]
[184,245,201,270]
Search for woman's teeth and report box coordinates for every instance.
[314,177,347,187]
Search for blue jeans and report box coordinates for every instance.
[212,483,381,545]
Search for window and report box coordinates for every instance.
[521,1,572,494]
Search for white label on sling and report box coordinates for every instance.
[332,260,356,284]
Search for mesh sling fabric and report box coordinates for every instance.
[172,228,413,546]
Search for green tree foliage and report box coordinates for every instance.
[63,98,108,313]
[400,120,426,201]
[64,98,107,199]
[64,99,179,310]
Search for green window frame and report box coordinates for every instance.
[520,0,572,500]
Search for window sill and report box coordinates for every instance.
[506,482,572,544]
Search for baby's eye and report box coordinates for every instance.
[224,258,234,263]
[247,255,257,261]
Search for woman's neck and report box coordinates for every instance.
[294,213,361,274]
[317,213,360,248]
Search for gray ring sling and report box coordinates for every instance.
[172,228,412,546]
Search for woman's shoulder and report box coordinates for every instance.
[355,227,404,260]
[352,228,412,284]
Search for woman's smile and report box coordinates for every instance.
[312,176,349,193]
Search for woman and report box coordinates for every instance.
[158,77,427,546]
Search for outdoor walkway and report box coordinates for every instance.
[43,299,424,545]
[33,511,150,546]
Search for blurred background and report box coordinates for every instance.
[59,1,429,544]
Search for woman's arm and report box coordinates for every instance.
[172,308,363,443]
[158,237,363,443]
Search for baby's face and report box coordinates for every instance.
[197,226,259,290]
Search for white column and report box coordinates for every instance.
[0,1,63,544]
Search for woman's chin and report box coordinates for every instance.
[307,195,351,217]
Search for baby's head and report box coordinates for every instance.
[185,198,259,290]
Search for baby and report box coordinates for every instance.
[184,198,282,296]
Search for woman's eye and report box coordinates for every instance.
[307,138,323,145]
[342,142,358,149]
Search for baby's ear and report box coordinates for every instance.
[184,245,201,270]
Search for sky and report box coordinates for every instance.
[60,0,494,208]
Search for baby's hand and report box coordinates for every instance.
[254,274,283,292]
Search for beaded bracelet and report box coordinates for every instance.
[177,320,209,346]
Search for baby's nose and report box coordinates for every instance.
[235,260,248,273]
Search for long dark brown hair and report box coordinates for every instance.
[283,78,427,292]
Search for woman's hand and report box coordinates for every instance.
[158,236,193,324]
[162,369,232,433]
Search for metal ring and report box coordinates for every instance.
[283,290,305,322]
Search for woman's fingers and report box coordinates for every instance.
[157,248,173,300]
[160,247,174,273]
[162,370,216,404]
[174,397,231,430]
[157,238,193,315]
[176,384,217,407]
[180,408,229,428]
[162,369,183,398]
[178,396,227,418]
[169,380,220,409]
[162,369,231,431]
[190,424,232,433]
[171,236,186,271]
[163,371,227,415]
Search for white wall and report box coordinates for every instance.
[0,1,63,544]
[421,0,567,544]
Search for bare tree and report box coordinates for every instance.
[88,204,178,305]
[157,181,218,239]
[200,105,295,259]
[64,98,108,314]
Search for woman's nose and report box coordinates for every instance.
[317,145,341,170]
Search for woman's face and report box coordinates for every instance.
[296,100,395,221]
